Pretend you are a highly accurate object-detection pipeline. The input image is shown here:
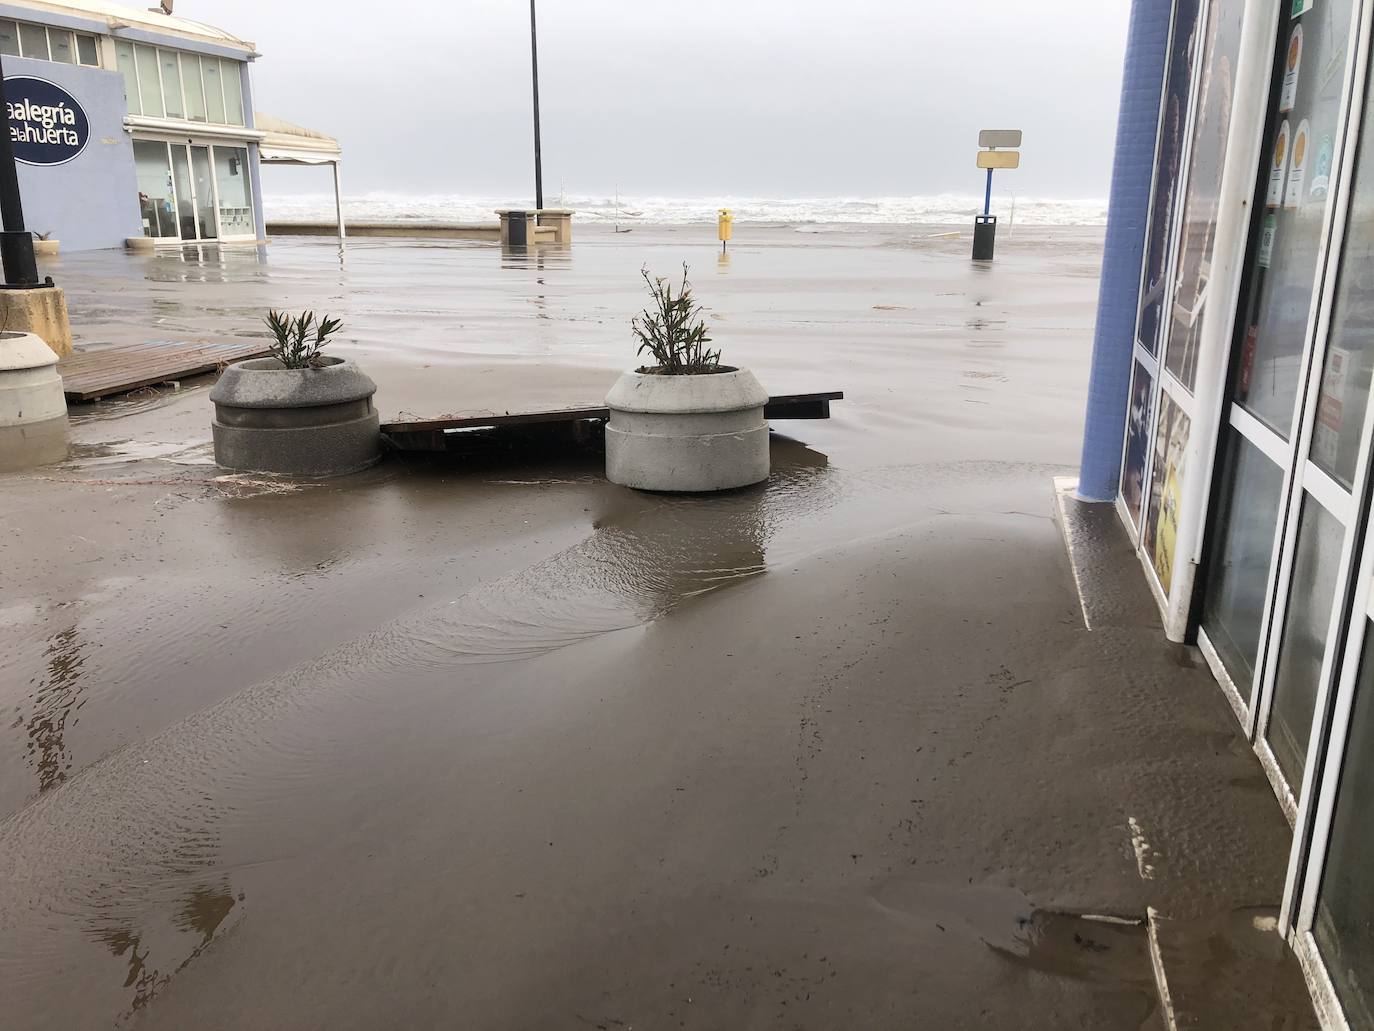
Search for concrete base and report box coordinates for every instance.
[0,330,67,426]
[0,286,72,358]
[604,368,770,492]
[209,357,382,477]
[32,239,59,258]
[537,209,574,244]
[124,236,156,252]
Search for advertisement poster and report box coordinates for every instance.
[1163,0,1245,391]
[1259,214,1279,267]
[1269,120,1292,207]
[1121,360,1156,527]
[1281,25,1303,112]
[1312,345,1349,469]
[1293,0,1314,14]
[1144,393,1191,595]
[1286,119,1311,208]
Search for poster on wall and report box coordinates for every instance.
[1281,25,1303,112]
[1269,120,1292,207]
[1143,393,1192,595]
[1135,0,1204,356]
[1286,119,1311,208]
[1121,360,1156,528]
[1163,0,1246,391]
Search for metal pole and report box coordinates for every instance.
[529,0,544,212]
[0,52,39,286]
[333,161,346,240]
[983,168,993,217]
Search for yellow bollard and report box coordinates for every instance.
[717,208,733,252]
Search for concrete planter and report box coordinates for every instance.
[210,356,381,476]
[605,368,770,492]
[0,330,67,428]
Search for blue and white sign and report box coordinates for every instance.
[5,76,89,166]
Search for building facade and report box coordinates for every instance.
[1083,0,1374,1026]
[0,0,301,250]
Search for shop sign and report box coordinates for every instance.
[4,76,89,166]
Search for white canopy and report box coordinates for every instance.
[254,112,345,239]
[255,112,341,165]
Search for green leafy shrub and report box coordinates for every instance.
[264,310,343,369]
[632,265,722,375]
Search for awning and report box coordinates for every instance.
[255,112,341,165]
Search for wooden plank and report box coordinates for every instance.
[58,340,273,401]
[380,390,844,440]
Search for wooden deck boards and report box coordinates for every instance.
[380,391,843,451]
[58,340,273,402]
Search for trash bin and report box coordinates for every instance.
[972,215,997,261]
[507,210,529,246]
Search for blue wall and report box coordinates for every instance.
[1076,0,1174,501]
[6,57,141,251]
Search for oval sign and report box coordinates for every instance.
[5,76,89,166]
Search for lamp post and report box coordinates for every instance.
[529,0,544,213]
[0,51,39,286]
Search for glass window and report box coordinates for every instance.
[18,22,47,60]
[202,58,225,123]
[1143,393,1192,594]
[47,28,74,64]
[1121,361,1156,527]
[1202,429,1286,694]
[115,41,140,116]
[159,49,183,119]
[1233,0,1357,439]
[221,61,244,126]
[1311,65,1374,489]
[1266,498,1343,788]
[0,21,17,57]
[1313,619,1374,1029]
[213,147,253,235]
[76,34,97,66]
[1137,0,1203,358]
[134,44,163,119]
[133,140,177,238]
[182,53,206,122]
[1163,0,1246,391]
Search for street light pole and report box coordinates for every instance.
[0,51,39,286]
[529,0,544,213]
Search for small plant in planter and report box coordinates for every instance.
[265,309,344,369]
[632,267,723,375]
[605,264,770,492]
[208,308,380,476]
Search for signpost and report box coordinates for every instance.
[0,59,40,285]
[974,129,1022,261]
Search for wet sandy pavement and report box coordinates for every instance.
[0,226,1297,1028]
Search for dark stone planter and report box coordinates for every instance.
[210,356,381,476]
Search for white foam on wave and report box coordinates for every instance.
[263,192,1108,227]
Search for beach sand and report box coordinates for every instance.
[0,225,1297,1029]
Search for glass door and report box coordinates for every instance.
[169,144,197,242]
[189,146,218,241]
[1197,0,1364,817]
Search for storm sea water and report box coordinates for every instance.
[263,192,1107,227]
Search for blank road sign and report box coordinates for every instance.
[978,129,1023,149]
[977,150,1021,169]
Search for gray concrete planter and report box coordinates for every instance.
[0,330,67,428]
[210,356,381,476]
[605,367,770,492]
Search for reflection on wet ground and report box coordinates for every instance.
[2,226,1295,1030]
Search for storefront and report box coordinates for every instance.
[1088,0,1374,1025]
[0,0,333,250]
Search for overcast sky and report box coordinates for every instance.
[189,0,1130,199]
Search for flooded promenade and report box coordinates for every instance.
[0,226,1296,1028]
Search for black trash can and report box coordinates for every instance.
[507,211,529,246]
[972,215,997,261]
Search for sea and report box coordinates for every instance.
[262,192,1108,228]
